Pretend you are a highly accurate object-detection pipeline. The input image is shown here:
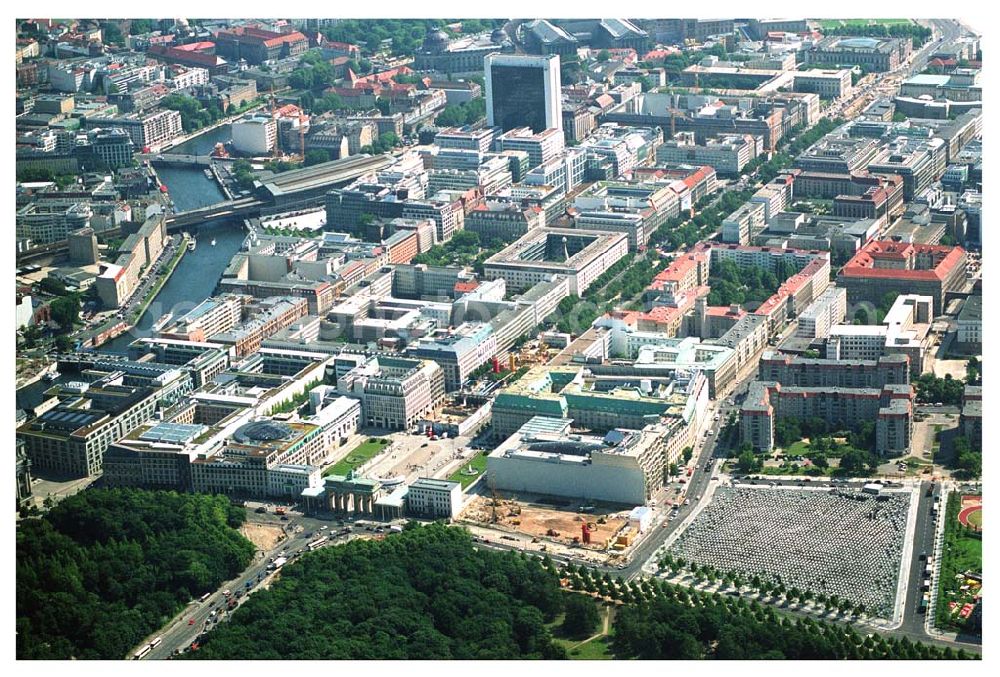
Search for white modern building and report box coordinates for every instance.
[656,132,761,177]
[232,115,278,155]
[406,477,464,519]
[796,287,848,339]
[488,417,667,505]
[496,127,566,170]
[335,356,446,430]
[483,227,630,296]
[721,201,766,245]
[407,322,498,392]
[793,69,853,99]
[955,295,981,351]
[16,295,34,329]
[826,294,933,375]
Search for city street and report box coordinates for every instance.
[140,508,385,660]
[15,15,982,663]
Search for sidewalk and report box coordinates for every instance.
[924,482,951,638]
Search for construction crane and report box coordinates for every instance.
[299,118,306,161]
[488,473,500,524]
[268,83,281,160]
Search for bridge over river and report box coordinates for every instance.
[17,153,395,265]
[146,153,231,167]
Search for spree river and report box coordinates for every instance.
[100,125,246,353]
[18,126,242,409]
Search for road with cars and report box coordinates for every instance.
[820,19,970,123]
[140,21,978,655]
[141,507,398,660]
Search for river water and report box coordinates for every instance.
[17,127,244,409]
[171,124,232,156]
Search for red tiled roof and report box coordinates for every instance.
[273,104,300,117]
[705,305,745,318]
[643,47,679,60]
[215,26,306,48]
[173,41,215,52]
[604,309,642,326]
[647,251,707,290]
[262,32,307,48]
[840,241,966,282]
[593,94,615,109]
[638,286,709,326]
[754,293,788,317]
[682,165,714,189]
[354,65,414,86]
[753,256,828,318]
[333,85,378,97]
[149,45,223,68]
[641,305,682,323]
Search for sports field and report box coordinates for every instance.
[958,495,982,529]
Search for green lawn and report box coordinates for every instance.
[447,451,489,488]
[547,598,615,660]
[935,492,983,631]
[783,440,812,457]
[566,635,613,660]
[932,426,943,453]
[324,438,391,476]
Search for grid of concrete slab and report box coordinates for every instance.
[667,485,911,616]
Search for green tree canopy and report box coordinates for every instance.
[17,489,254,659]
[49,295,81,330]
[304,149,331,167]
[161,94,222,133]
[187,524,567,660]
[561,594,601,638]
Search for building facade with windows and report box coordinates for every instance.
[18,380,160,477]
[406,477,464,519]
[741,380,913,457]
[486,53,562,133]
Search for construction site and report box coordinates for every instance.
[458,491,632,553]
